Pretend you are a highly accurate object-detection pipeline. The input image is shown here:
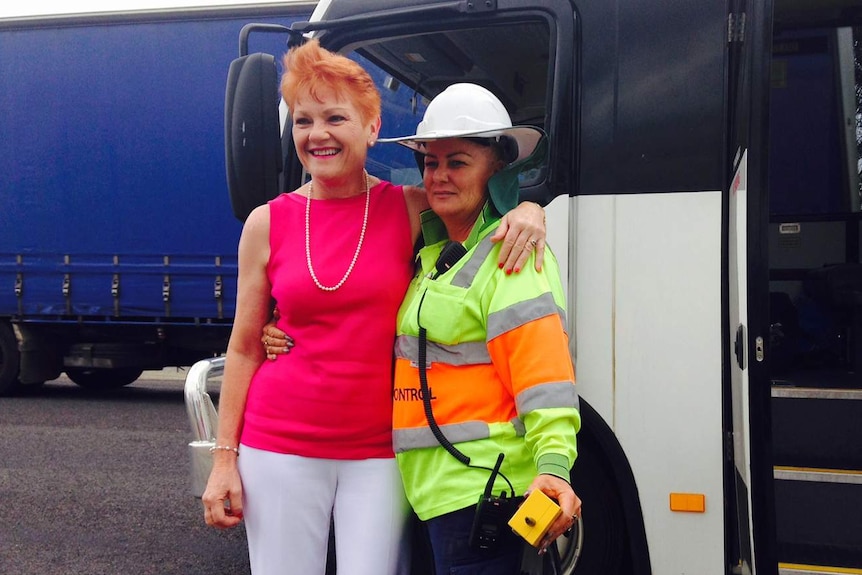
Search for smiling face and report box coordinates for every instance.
[291,87,380,191]
[421,138,504,241]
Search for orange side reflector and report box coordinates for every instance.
[669,493,706,513]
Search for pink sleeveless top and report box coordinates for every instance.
[241,181,414,459]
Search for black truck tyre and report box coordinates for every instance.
[565,437,628,574]
[555,399,653,575]
[0,322,21,395]
[66,367,143,390]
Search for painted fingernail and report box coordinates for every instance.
[498,263,504,269]
[514,267,520,274]
[506,269,512,275]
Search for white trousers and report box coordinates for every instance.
[238,445,410,575]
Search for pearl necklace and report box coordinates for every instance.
[304,171,371,291]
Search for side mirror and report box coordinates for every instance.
[224,52,282,222]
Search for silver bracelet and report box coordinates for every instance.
[209,445,240,456]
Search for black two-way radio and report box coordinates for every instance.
[468,453,524,551]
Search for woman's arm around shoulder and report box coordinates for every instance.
[491,201,546,273]
[402,184,429,247]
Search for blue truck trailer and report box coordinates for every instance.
[0,3,315,393]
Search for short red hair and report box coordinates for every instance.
[281,39,381,125]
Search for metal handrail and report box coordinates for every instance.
[184,356,225,497]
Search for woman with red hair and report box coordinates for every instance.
[201,40,545,575]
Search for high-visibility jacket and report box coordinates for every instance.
[393,202,580,521]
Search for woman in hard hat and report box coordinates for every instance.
[201,40,547,575]
[381,83,581,574]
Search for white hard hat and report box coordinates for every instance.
[379,83,545,163]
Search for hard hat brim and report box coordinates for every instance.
[379,125,546,164]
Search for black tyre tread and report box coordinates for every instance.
[567,430,630,574]
[0,322,21,395]
[66,367,143,389]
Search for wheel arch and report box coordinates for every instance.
[574,398,651,574]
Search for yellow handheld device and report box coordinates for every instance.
[507,489,562,547]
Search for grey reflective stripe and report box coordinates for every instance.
[395,335,491,366]
[451,236,496,288]
[510,416,526,436]
[393,421,491,452]
[487,292,567,340]
[516,381,579,413]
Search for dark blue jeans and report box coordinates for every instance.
[425,506,523,575]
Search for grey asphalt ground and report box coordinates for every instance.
[0,371,251,575]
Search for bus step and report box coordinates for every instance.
[771,387,862,469]
[774,467,862,570]
[779,563,862,574]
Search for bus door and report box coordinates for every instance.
[768,3,862,572]
[725,0,778,574]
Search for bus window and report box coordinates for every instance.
[340,20,552,189]
[769,27,860,216]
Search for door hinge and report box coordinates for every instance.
[724,431,735,462]
[727,12,746,43]
[461,0,496,12]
